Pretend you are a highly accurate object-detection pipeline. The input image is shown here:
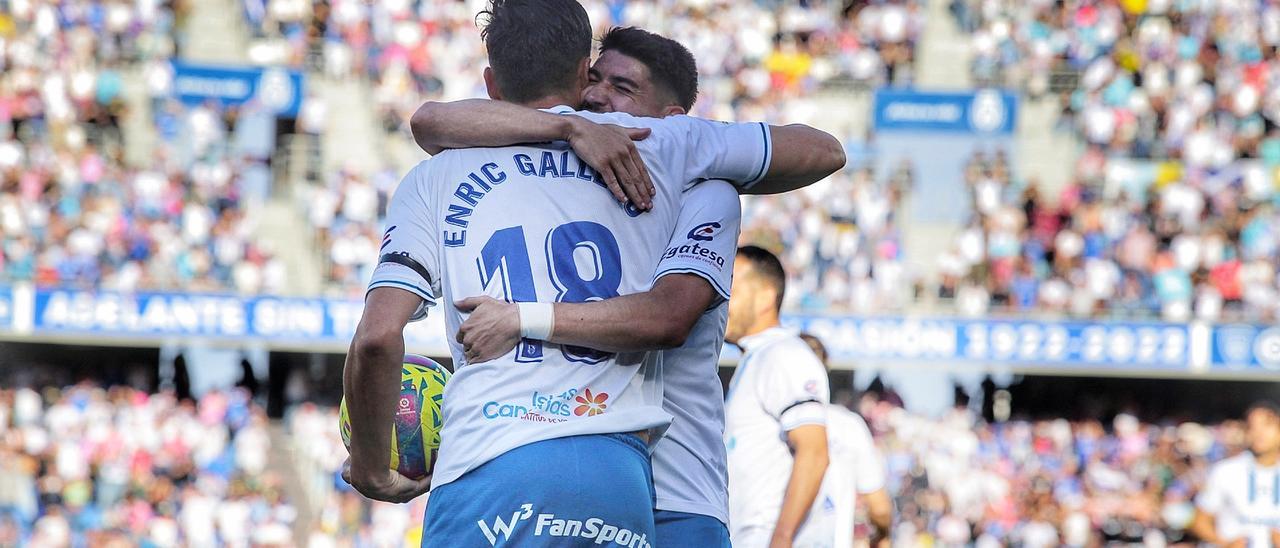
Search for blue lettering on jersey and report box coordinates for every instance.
[515,154,536,175]
[504,153,640,218]
[443,162,508,247]
[662,241,726,268]
[539,152,560,178]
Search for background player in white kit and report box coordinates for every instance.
[724,246,830,548]
[797,334,893,548]
[410,26,846,548]
[341,1,817,545]
[1191,401,1280,547]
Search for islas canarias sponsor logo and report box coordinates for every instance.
[482,388,609,423]
[477,503,653,547]
[573,388,608,416]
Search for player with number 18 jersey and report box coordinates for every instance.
[370,106,771,544]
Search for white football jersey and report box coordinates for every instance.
[1196,452,1280,547]
[369,106,773,488]
[651,179,741,525]
[794,405,886,548]
[725,327,830,544]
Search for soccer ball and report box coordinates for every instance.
[339,354,451,479]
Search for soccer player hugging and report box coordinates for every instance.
[343,0,844,546]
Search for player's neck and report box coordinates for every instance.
[514,94,580,111]
[742,317,781,340]
[1256,450,1280,467]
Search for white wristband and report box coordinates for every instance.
[517,303,555,341]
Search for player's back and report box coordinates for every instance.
[373,106,775,546]
[415,142,683,487]
[373,105,773,491]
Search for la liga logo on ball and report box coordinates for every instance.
[396,396,416,416]
[573,389,609,417]
[339,354,451,480]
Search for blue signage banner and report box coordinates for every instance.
[873,89,1018,134]
[30,290,448,350]
[171,62,305,117]
[787,316,1191,370]
[21,289,1254,375]
[0,286,12,331]
[1210,324,1280,371]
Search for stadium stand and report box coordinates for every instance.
[0,0,290,294]
[954,0,1280,161]
[8,0,1280,543]
[0,384,295,546]
[263,394,1242,546]
[860,391,1215,546]
[240,0,923,126]
[14,0,1280,321]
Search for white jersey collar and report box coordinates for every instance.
[543,104,577,114]
[737,325,794,353]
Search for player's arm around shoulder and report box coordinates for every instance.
[647,113,845,195]
[454,271,716,363]
[746,124,846,196]
[410,99,657,208]
[453,180,739,363]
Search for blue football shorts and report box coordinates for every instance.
[422,433,656,547]
[654,509,731,548]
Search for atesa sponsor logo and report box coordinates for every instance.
[687,221,720,241]
[662,241,726,268]
[476,503,652,547]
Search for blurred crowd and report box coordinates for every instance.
[954,0,1280,162]
[863,391,1228,547]
[304,167,397,294]
[742,152,913,313]
[0,380,1259,547]
[9,0,1280,325]
[241,0,922,132]
[752,139,1280,322]
[241,0,925,294]
[0,384,294,546]
[0,0,289,294]
[928,147,1280,322]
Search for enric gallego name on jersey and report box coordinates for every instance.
[442,152,643,248]
[478,503,652,548]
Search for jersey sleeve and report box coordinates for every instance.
[654,180,741,304]
[565,110,773,191]
[658,116,772,190]
[1194,463,1230,514]
[848,413,887,493]
[759,342,830,431]
[367,161,442,322]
